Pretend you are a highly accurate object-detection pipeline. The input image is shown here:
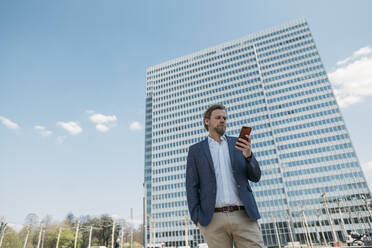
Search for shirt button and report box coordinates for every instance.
[237,185,240,188]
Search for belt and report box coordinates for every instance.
[215,205,245,213]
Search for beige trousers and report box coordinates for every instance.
[199,210,265,248]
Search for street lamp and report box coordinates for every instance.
[321,193,338,242]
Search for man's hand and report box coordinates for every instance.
[235,134,252,159]
[197,221,201,228]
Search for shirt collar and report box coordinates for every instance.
[208,134,227,144]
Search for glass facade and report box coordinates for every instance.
[144,18,371,247]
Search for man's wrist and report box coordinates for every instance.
[245,152,252,160]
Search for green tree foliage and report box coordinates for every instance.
[1,227,23,248]
[0,213,142,248]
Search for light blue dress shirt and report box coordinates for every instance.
[208,135,243,208]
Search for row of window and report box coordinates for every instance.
[271,108,339,127]
[154,70,260,109]
[254,22,308,47]
[152,191,186,200]
[153,200,187,209]
[283,162,359,178]
[256,177,283,186]
[279,142,352,160]
[255,149,277,157]
[286,171,363,189]
[256,29,310,53]
[271,99,336,119]
[270,90,333,114]
[254,188,285,198]
[263,57,320,77]
[153,164,186,175]
[261,167,281,176]
[273,116,342,134]
[288,182,367,207]
[258,38,314,59]
[268,85,331,105]
[261,51,318,71]
[277,133,348,151]
[152,172,185,183]
[276,124,346,142]
[286,152,356,167]
[264,64,323,83]
[257,198,287,208]
[267,76,328,101]
[151,53,257,86]
[259,45,316,66]
[152,210,188,220]
[152,182,185,192]
[265,72,325,93]
[153,82,262,121]
[150,47,256,85]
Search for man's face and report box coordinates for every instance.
[205,109,227,136]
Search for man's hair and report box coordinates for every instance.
[203,104,226,131]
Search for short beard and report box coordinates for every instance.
[215,126,225,136]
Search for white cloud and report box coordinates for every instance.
[56,136,67,144]
[96,124,109,132]
[0,116,20,130]
[89,113,117,132]
[129,121,142,131]
[56,121,82,135]
[329,46,372,108]
[34,125,52,137]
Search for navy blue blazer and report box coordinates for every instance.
[186,135,261,226]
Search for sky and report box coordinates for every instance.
[1,0,372,229]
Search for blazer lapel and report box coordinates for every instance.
[202,138,216,176]
[226,136,235,166]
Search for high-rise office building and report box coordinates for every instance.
[143,19,371,247]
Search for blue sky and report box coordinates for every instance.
[1,0,372,228]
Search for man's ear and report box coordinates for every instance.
[204,118,209,127]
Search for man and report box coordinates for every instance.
[186,104,265,248]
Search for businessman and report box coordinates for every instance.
[186,104,265,248]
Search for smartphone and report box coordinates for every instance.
[238,126,252,141]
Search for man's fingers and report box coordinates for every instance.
[236,140,250,149]
[238,138,250,145]
[235,143,250,150]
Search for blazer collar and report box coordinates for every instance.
[202,138,215,175]
[202,135,235,173]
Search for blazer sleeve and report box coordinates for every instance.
[186,147,201,225]
[245,153,261,183]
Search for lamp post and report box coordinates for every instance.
[273,214,281,248]
[301,207,313,248]
[321,193,338,242]
[286,211,295,247]
[338,199,348,241]
[361,194,372,231]
[316,210,328,246]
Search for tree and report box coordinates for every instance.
[0,227,23,248]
